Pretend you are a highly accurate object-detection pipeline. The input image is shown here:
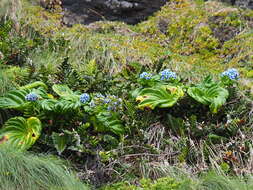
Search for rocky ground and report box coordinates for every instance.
[221,0,253,9]
[40,0,253,26]
[61,0,167,26]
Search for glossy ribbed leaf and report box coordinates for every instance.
[136,85,184,110]
[19,81,47,90]
[0,89,30,109]
[0,117,42,150]
[52,84,75,97]
[39,99,58,111]
[187,76,229,113]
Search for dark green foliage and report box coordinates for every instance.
[52,132,69,155]
[93,111,125,136]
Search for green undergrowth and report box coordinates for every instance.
[0,145,89,190]
[101,171,253,190]
[0,0,253,188]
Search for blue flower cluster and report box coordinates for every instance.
[139,72,152,80]
[93,93,105,105]
[25,93,38,102]
[80,93,90,104]
[92,93,122,111]
[106,95,122,111]
[221,68,239,80]
[160,69,177,81]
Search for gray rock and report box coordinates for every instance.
[234,0,253,9]
[61,0,167,26]
[217,0,253,9]
[60,0,253,26]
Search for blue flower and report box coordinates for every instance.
[80,93,90,103]
[221,68,239,80]
[25,93,38,102]
[103,98,111,104]
[139,72,152,80]
[160,69,177,81]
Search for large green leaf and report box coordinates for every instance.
[38,99,81,113]
[187,76,229,113]
[0,82,48,110]
[19,81,47,90]
[0,89,30,109]
[0,117,42,150]
[52,84,80,104]
[52,84,75,97]
[52,132,69,155]
[39,99,58,111]
[55,99,81,112]
[136,85,184,110]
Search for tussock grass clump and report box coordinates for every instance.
[199,172,253,190]
[0,145,89,190]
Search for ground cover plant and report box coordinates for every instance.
[101,170,253,190]
[0,0,253,189]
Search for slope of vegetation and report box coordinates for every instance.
[0,0,252,189]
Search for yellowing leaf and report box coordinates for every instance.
[0,117,42,150]
[136,85,184,110]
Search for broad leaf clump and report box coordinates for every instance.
[187,76,229,113]
[0,81,125,152]
[136,85,184,110]
[0,117,42,150]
